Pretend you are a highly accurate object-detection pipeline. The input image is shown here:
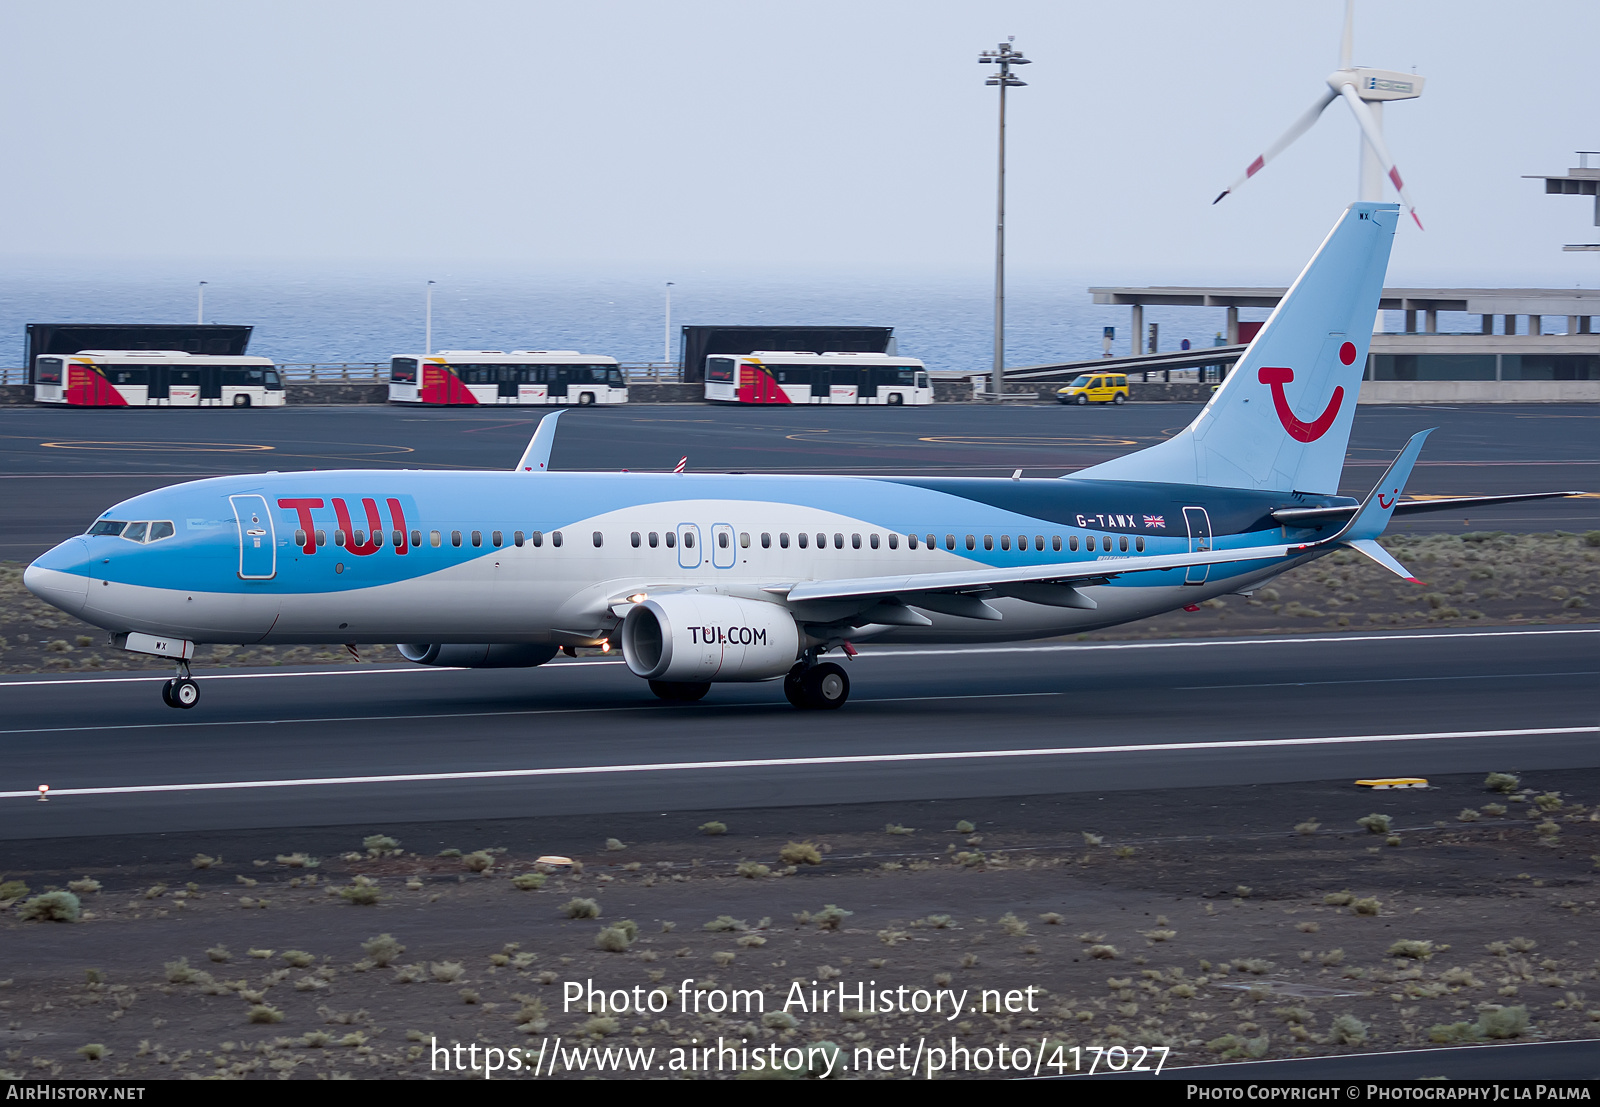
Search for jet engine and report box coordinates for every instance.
[397,643,560,668]
[621,595,800,682]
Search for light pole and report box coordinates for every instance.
[425,280,435,356]
[978,38,1029,402]
[197,281,207,325]
[664,282,674,376]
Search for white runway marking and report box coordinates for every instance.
[3,726,1593,801]
[0,691,1062,738]
[0,627,1593,691]
[1182,670,1600,690]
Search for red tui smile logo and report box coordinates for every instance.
[1258,366,1344,443]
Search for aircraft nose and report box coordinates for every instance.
[24,537,92,617]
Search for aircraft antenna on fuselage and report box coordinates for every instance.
[516,410,565,473]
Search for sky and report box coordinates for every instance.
[1,0,1596,289]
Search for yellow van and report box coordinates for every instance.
[1056,373,1129,405]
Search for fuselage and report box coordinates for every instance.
[24,469,1349,648]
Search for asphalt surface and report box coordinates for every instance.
[1081,1038,1600,1080]
[1,627,1594,840]
[0,403,1595,563]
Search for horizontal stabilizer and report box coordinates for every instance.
[516,410,565,473]
[1344,538,1422,584]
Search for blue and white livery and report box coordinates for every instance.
[23,205,1578,710]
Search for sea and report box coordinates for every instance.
[0,265,1430,373]
[0,265,1265,374]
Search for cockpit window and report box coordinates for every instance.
[89,519,175,542]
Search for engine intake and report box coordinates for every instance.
[621,595,799,682]
[398,643,560,668]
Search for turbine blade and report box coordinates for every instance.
[1340,0,1354,70]
[1338,83,1423,228]
[1213,89,1338,203]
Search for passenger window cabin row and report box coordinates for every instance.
[290,527,1149,555]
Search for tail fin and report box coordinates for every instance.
[1075,202,1398,494]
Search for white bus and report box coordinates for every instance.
[703,351,932,405]
[33,351,284,408]
[389,350,628,406]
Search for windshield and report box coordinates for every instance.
[1068,375,1092,387]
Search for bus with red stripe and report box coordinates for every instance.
[33,351,284,407]
[388,351,627,406]
[704,351,931,405]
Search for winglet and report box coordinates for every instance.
[1337,428,1433,542]
[515,410,564,473]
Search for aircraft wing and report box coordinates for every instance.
[1271,491,1584,526]
[774,541,1303,611]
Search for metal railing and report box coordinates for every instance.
[277,362,387,382]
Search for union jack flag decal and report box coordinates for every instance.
[1143,515,1166,529]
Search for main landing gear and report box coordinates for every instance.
[161,660,200,710]
[784,660,849,711]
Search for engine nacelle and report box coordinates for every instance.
[397,643,560,668]
[621,595,800,682]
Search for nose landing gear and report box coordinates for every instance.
[161,661,200,709]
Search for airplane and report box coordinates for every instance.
[23,202,1581,712]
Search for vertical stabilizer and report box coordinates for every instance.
[1075,203,1397,495]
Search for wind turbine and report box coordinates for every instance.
[1213,0,1424,228]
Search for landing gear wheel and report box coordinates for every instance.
[1112,393,1126,405]
[172,678,200,709]
[1075,393,1089,405]
[161,679,177,708]
[649,680,709,703]
[783,663,809,709]
[800,662,849,710]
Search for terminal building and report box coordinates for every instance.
[1068,155,1600,403]
[1081,285,1600,402]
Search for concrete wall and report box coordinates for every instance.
[285,382,387,404]
[0,385,31,405]
[626,383,701,403]
[1357,380,1600,404]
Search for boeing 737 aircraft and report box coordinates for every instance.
[23,203,1578,711]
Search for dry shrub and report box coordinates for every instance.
[18,891,80,922]
[780,841,822,865]
[361,934,405,967]
[813,905,852,930]
[561,898,601,919]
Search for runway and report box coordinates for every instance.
[0,403,1595,563]
[2,626,1594,840]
